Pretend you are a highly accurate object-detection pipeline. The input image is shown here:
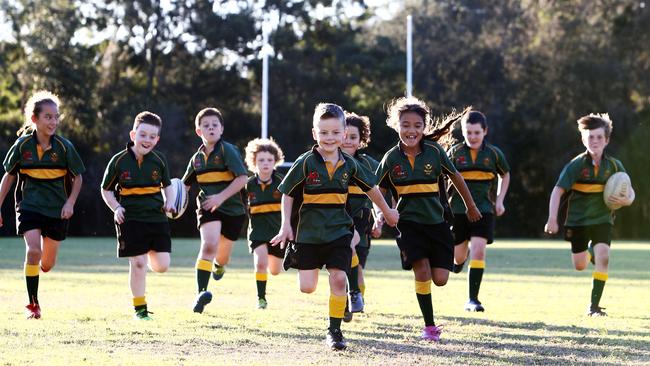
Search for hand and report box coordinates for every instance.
[0,214,3,227]
[114,206,126,224]
[544,219,558,235]
[163,200,176,215]
[270,225,294,249]
[371,219,383,238]
[607,195,633,207]
[201,194,225,212]
[466,206,482,222]
[61,201,74,219]
[382,208,399,227]
[495,201,506,217]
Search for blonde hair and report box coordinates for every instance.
[19,90,61,136]
[244,138,285,172]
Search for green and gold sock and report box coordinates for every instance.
[196,259,212,293]
[133,296,147,312]
[415,279,434,326]
[25,263,40,304]
[329,293,347,331]
[347,254,360,292]
[256,272,268,299]
[468,260,485,301]
[591,271,608,307]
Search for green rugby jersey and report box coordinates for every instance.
[448,142,510,214]
[3,132,85,218]
[376,140,457,225]
[247,171,283,242]
[278,146,377,244]
[182,139,248,216]
[556,151,625,226]
[101,143,171,223]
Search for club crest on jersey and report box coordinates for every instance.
[306,171,321,186]
[152,169,160,181]
[50,152,59,162]
[424,163,433,175]
[341,172,349,184]
[581,168,590,178]
[120,171,132,181]
[392,164,407,179]
[483,157,490,166]
[194,156,203,169]
[272,190,282,200]
[248,192,256,202]
[456,156,466,165]
[22,150,33,162]
[213,155,222,165]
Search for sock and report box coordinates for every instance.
[359,283,366,297]
[133,296,147,312]
[196,259,212,293]
[468,260,485,301]
[415,279,434,326]
[347,254,360,292]
[256,272,268,299]
[329,293,347,331]
[25,264,40,304]
[591,271,608,307]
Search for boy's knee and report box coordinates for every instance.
[40,262,55,273]
[269,269,281,276]
[300,285,316,294]
[433,277,448,287]
[574,263,587,271]
[131,258,147,271]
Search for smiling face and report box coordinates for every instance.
[254,151,276,176]
[129,123,160,156]
[341,125,361,155]
[31,102,60,138]
[312,117,345,155]
[462,121,488,149]
[398,111,425,149]
[581,127,609,157]
[196,115,224,145]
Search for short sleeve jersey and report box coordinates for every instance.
[556,151,625,226]
[347,153,380,219]
[101,143,171,223]
[247,171,284,242]
[3,132,85,218]
[376,140,457,225]
[448,142,510,214]
[278,146,377,244]
[182,139,248,216]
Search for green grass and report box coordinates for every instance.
[1,237,650,365]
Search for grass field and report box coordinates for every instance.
[1,237,649,365]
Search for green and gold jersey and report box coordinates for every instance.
[348,153,379,219]
[182,139,248,216]
[448,142,510,214]
[278,146,377,244]
[556,151,625,226]
[3,132,85,218]
[247,171,283,242]
[101,143,171,223]
[376,140,457,225]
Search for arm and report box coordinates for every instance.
[162,184,176,213]
[201,175,248,212]
[100,189,126,224]
[61,174,83,219]
[0,173,17,227]
[366,187,399,227]
[449,172,482,222]
[544,186,565,234]
[495,172,510,217]
[270,194,294,248]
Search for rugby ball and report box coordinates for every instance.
[603,172,632,210]
[164,178,188,219]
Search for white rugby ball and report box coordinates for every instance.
[164,178,188,219]
[603,172,631,210]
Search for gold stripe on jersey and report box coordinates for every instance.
[395,183,439,195]
[120,186,161,195]
[572,183,604,193]
[460,170,495,181]
[303,193,347,205]
[197,171,235,184]
[19,168,67,180]
[250,203,281,214]
[348,185,365,195]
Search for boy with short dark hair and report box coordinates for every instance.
[101,111,175,320]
